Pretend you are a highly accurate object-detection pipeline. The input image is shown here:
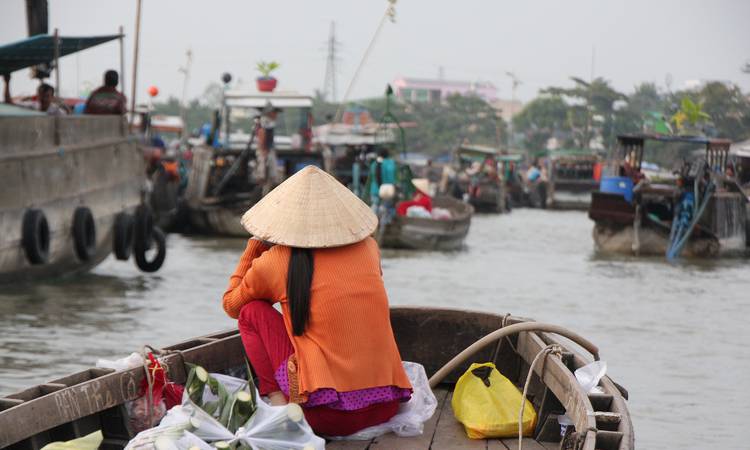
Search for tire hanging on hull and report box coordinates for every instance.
[72,207,96,261]
[113,212,134,260]
[22,208,50,265]
[134,226,166,272]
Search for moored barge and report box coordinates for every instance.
[589,134,746,258]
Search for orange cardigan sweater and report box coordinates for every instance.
[223,237,412,397]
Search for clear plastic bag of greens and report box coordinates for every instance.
[128,368,324,450]
[236,400,325,450]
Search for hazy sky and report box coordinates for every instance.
[2,0,749,105]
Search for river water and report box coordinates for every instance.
[1,209,748,449]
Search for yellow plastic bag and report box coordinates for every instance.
[40,430,102,450]
[452,362,537,439]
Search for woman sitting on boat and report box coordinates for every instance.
[396,178,433,216]
[222,165,412,436]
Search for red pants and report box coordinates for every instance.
[238,301,398,436]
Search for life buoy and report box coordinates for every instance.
[113,212,134,260]
[72,207,97,261]
[134,226,166,272]
[22,209,50,265]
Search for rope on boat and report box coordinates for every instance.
[140,346,157,429]
[428,322,600,388]
[666,179,715,260]
[334,0,397,122]
[518,344,562,450]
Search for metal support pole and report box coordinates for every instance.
[119,25,126,95]
[130,0,142,122]
[53,28,60,94]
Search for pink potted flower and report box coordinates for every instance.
[256,61,280,92]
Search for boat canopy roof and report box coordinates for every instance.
[547,148,600,160]
[224,91,313,109]
[496,153,524,162]
[456,144,500,156]
[617,133,731,147]
[0,34,121,75]
[314,123,395,146]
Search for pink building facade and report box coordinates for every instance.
[391,77,498,104]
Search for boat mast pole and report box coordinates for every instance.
[119,25,126,98]
[129,0,143,123]
[179,49,193,142]
[53,28,60,94]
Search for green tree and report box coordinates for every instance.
[512,94,569,151]
[696,81,750,140]
[315,93,507,156]
[544,77,626,148]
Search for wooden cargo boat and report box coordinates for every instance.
[0,32,165,281]
[730,139,750,244]
[589,134,747,258]
[444,145,508,213]
[0,308,633,450]
[547,149,601,211]
[185,90,323,237]
[379,196,473,251]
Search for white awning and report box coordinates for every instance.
[224,91,313,108]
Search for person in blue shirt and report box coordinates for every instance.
[368,148,397,208]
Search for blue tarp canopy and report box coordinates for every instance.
[0,34,120,75]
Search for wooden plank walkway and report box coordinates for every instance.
[327,388,558,449]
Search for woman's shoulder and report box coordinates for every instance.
[253,243,291,269]
[316,237,379,258]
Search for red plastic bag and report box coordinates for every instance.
[127,353,184,433]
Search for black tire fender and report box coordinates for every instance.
[113,212,134,260]
[22,208,50,265]
[134,204,154,248]
[72,206,97,261]
[134,226,167,272]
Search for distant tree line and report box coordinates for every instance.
[513,78,750,165]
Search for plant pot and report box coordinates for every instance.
[257,77,277,92]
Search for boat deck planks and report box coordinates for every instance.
[327,388,557,450]
[368,388,449,449]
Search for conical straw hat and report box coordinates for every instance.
[411,178,430,194]
[241,165,377,248]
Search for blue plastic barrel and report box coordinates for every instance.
[599,176,634,202]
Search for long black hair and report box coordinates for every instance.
[287,247,314,336]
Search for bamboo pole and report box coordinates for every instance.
[129,0,142,123]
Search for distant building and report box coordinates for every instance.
[490,98,524,123]
[391,77,498,104]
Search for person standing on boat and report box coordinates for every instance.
[255,102,281,195]
[2,74,11,104]
[84,70,126,115]
[367,148,397,209]
[222,166,412,436]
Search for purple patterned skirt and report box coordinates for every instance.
[274,357,412,411]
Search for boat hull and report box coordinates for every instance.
[0,307,633,450]
[549,179,597,210]
[380,197,473,250]
[0,116,145,282]
[589,190,746,257]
